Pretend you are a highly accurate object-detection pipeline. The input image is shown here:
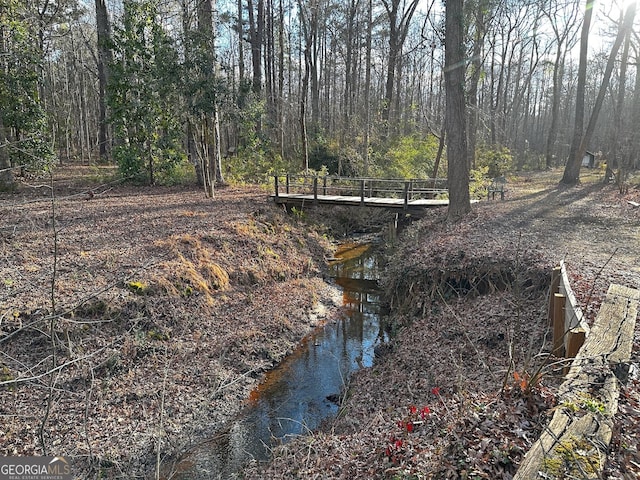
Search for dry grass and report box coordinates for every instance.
[153,234,230,302]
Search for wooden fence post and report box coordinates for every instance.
[553,293,566,357]
[564,327,587,374]
[548,266,561,325]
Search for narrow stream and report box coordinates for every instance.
[166,243,387,479]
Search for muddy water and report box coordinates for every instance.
[166,243,387,479]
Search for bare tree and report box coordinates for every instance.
[381,0,420,135]
[631,39,640,170]
[298,0,312,171]
[609,3,634,186]
[562,1,636,185]
[467,0,491,169]
[560,0,594,186]
[95,0,113,160]
[542,0,580,169]
[363,0,373,175]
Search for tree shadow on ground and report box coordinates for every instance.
[489,181,607,230]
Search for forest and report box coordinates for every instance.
[1,0,639,195]
[2,1,640,478]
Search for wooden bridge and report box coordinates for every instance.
[271,174,449,212]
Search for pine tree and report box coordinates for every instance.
[108,0,185,185]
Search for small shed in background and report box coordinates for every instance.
[581,151,596,168]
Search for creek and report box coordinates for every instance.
[167,242,387,479]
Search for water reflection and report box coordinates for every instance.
[167,243,386,479]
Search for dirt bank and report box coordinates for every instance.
[0,167,351,477]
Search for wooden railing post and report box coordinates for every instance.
[564,327,586,372]
[553,293,566,357]
[548,266,561,325]
[274,175,279,199]
[323,176,327,195]
[313,177,318,204]
[360,179,365,205]
[286,174,290,194]
[403,181,410,209]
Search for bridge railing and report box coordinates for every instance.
[273,174,448,206]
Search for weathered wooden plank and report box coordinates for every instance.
[514,284,639,480]
[559,261,586,331]
[555,262,590,357]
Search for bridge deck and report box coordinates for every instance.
[271,193,449,210]
[271,175,450,212]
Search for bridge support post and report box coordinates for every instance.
[403,181,410,209]
[313,177,318,204]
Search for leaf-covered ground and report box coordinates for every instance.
[0,166,342,477]
[243,170,640,480]
[1,167,639,479]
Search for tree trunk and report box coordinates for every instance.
[467,2,486,170]
[187,120,204,186]
[264,0,274,132]
[238,0,245,82]
[631,45,640,170]
[95,0,112,161]
[0,3,14,189]
[561,0,594,186]
[342,0,357,145]
[363,0,372,175]
[298,0,311,171]
[445,0,470,221]
[213,109,225,185]
[248,0,264,95]
[432,123,445,180]
[278,0,285,160]
[308,1,320,133]
[381,0,419,135]
[545,45,563,169]
[0,115,13,189]
[610,7,632,186]
[200,118,214,197]
[198,0,221,197]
